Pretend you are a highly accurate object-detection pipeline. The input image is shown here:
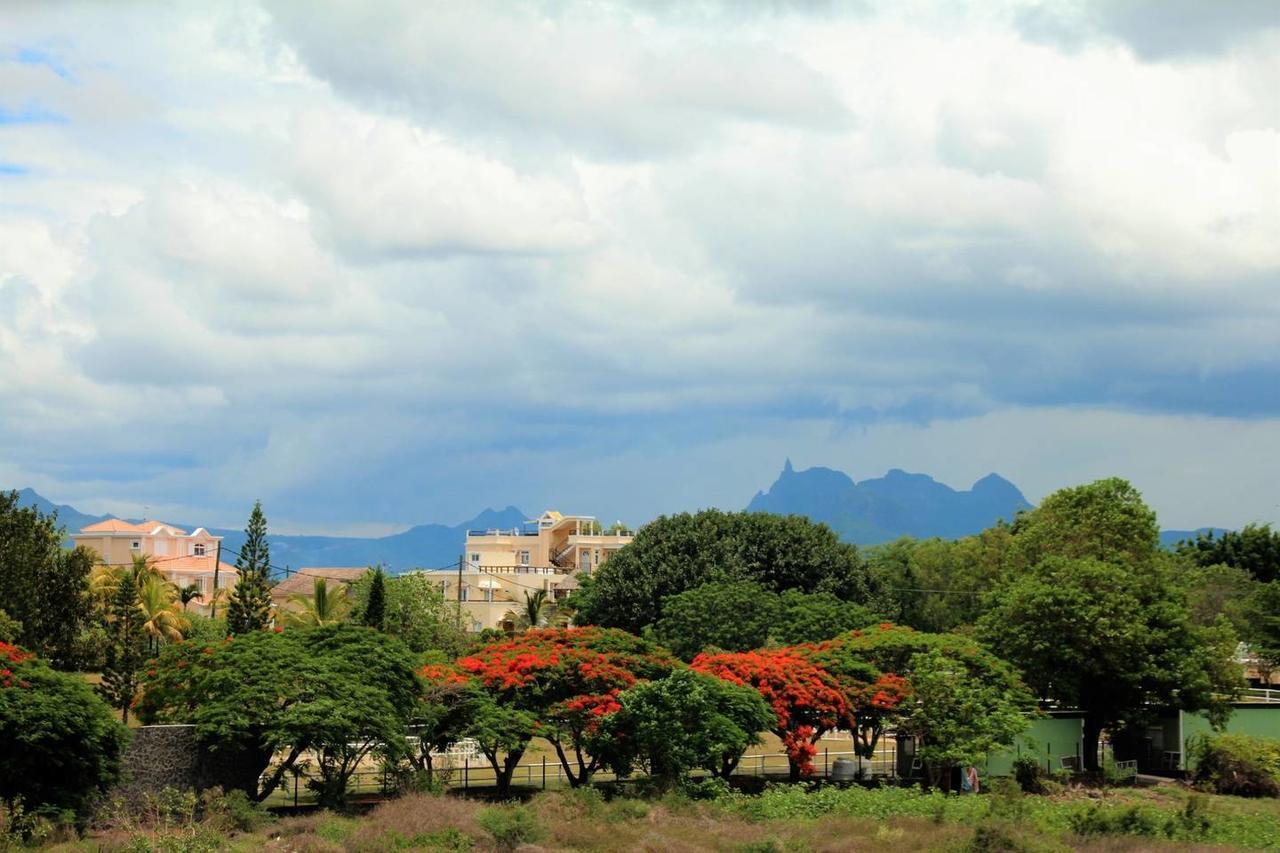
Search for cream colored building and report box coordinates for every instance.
[431,511,633,632]
[72,519,237,613]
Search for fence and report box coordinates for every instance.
[260,737,901,808]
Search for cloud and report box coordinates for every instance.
[0,1,1276,532]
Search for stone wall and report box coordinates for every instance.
[113,725,263,802]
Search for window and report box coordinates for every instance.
[469,552,481,566]
[194,543,206,557]
[130,540,141,551]
[483,588,494,602]
[518,550,530,566]
[459,586,469,602]
[579,550,591,572]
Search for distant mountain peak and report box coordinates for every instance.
[747,462,1031,545]
[783,458,794,475]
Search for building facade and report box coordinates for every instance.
[72,519,237,613]
[431,510,634,632]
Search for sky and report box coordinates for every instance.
[0,0,1277,535]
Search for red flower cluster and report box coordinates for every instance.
[691,648,848,774]
[0,642,35,689]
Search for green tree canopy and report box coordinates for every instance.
[1010,477,1159,568]
[609,669,774,785]
[0,491,97,668]
[350,570,468,656]
[1178,523,1280,584]
[575,509,878,633]
[363,566,387,631]
[226,500,274,634]
[138,624,420,804]
[978,556,1240,770]
[1,641,129,820]
[651,581,880,660]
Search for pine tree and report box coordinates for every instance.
[98,571,145,723]
[363,567,387,631]
[227,500,274,634]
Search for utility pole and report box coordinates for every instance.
[456,554,464,631]
[211,541,222,619]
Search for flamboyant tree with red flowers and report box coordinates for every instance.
[425,627,680,792]
[691,647,849,781]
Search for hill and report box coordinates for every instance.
[9,488,526,574]
[746,460,1032,545]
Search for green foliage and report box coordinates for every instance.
[1187,733,1280,798]
[0,608,20,643]
[1246,581,1280,678]
[182,614,228,646]
[283,577,350,628]
[199,787,270,832]
[475,805,544,852]
[1178,523,1280,584]
[137,624,420,805]
[226,500,273,634]
[98,570,146,723]
[897,647,1033,779]
[610,669,774,783]
[866,527,1016,632]
[0,643,129,819]
[1012,755,1047,795]
[651,582,880,659]
[652,582,778,659]
[0,490,97,668]
[1010,477,1159,568]
[351,571,467,656]
[574,509,877,633]
[363,566,387,631]
[979,554,1241,769]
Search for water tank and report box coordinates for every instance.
[831,757,861,782]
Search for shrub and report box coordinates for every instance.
[475,805,545,852]
[1187,732,1280,798]
[200,787,270,833]
[0,642,129,822]
[1012,755,1046,795]
[1068,803,1163,838]
[965,823,1032,852]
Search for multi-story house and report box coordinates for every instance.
[72,519,237,613]
[430,510,633,632]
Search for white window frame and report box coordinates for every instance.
[194,543,206,557]
[518,550,530,566]
[130,540,141,551]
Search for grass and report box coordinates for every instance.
[40,782,1280,851]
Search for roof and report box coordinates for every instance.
[77,518,193,536]
[153,556,236,575]
[271,567,372,598]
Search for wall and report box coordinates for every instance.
[984,713,1085,776]
[1180,703,1280,769]
[112,724,262,803]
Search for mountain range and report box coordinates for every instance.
[747,460,1032,544]
[12,465,1225,571]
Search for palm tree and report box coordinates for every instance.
[136,574,190,653]
[283,578,350,628]
[89,563,123,622]
[503,590,550,633]
[130,553,165,585]
[179,583,203,612]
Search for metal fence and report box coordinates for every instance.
[260,738,901,808]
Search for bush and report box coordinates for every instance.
[1012,755,1046,795]
[200,787,270,833]
[0,642,129,821]
[1187,732,1280,798]
[475,805,544,852]
[1068,803,1163,838]
[965,823,1032,852]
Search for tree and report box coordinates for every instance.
[1010,477,1159,568]
[452,627,679,792]
[1179,524,1280,584]
[691,647,848,782]
[179,583,203,612]
[652,582,780,660]
[1245,582,1280,684]
[363,567,387,631]
[0,491,97,668]
[575,509,878,634]
[283,578,350,628]
[136,574,190,653]
[0,642,129,820]
[98,571,146,724]
[226,501,274,634]
[773,589,879,645]
[978,556,1240,770]
[609,669,773,786]
[350,571,467,656]
[898,649,1030,791]
[138,625,420,804]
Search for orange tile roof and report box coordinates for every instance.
[272,567,371,598]
[152,555,236,575]
[78,518,191,535]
